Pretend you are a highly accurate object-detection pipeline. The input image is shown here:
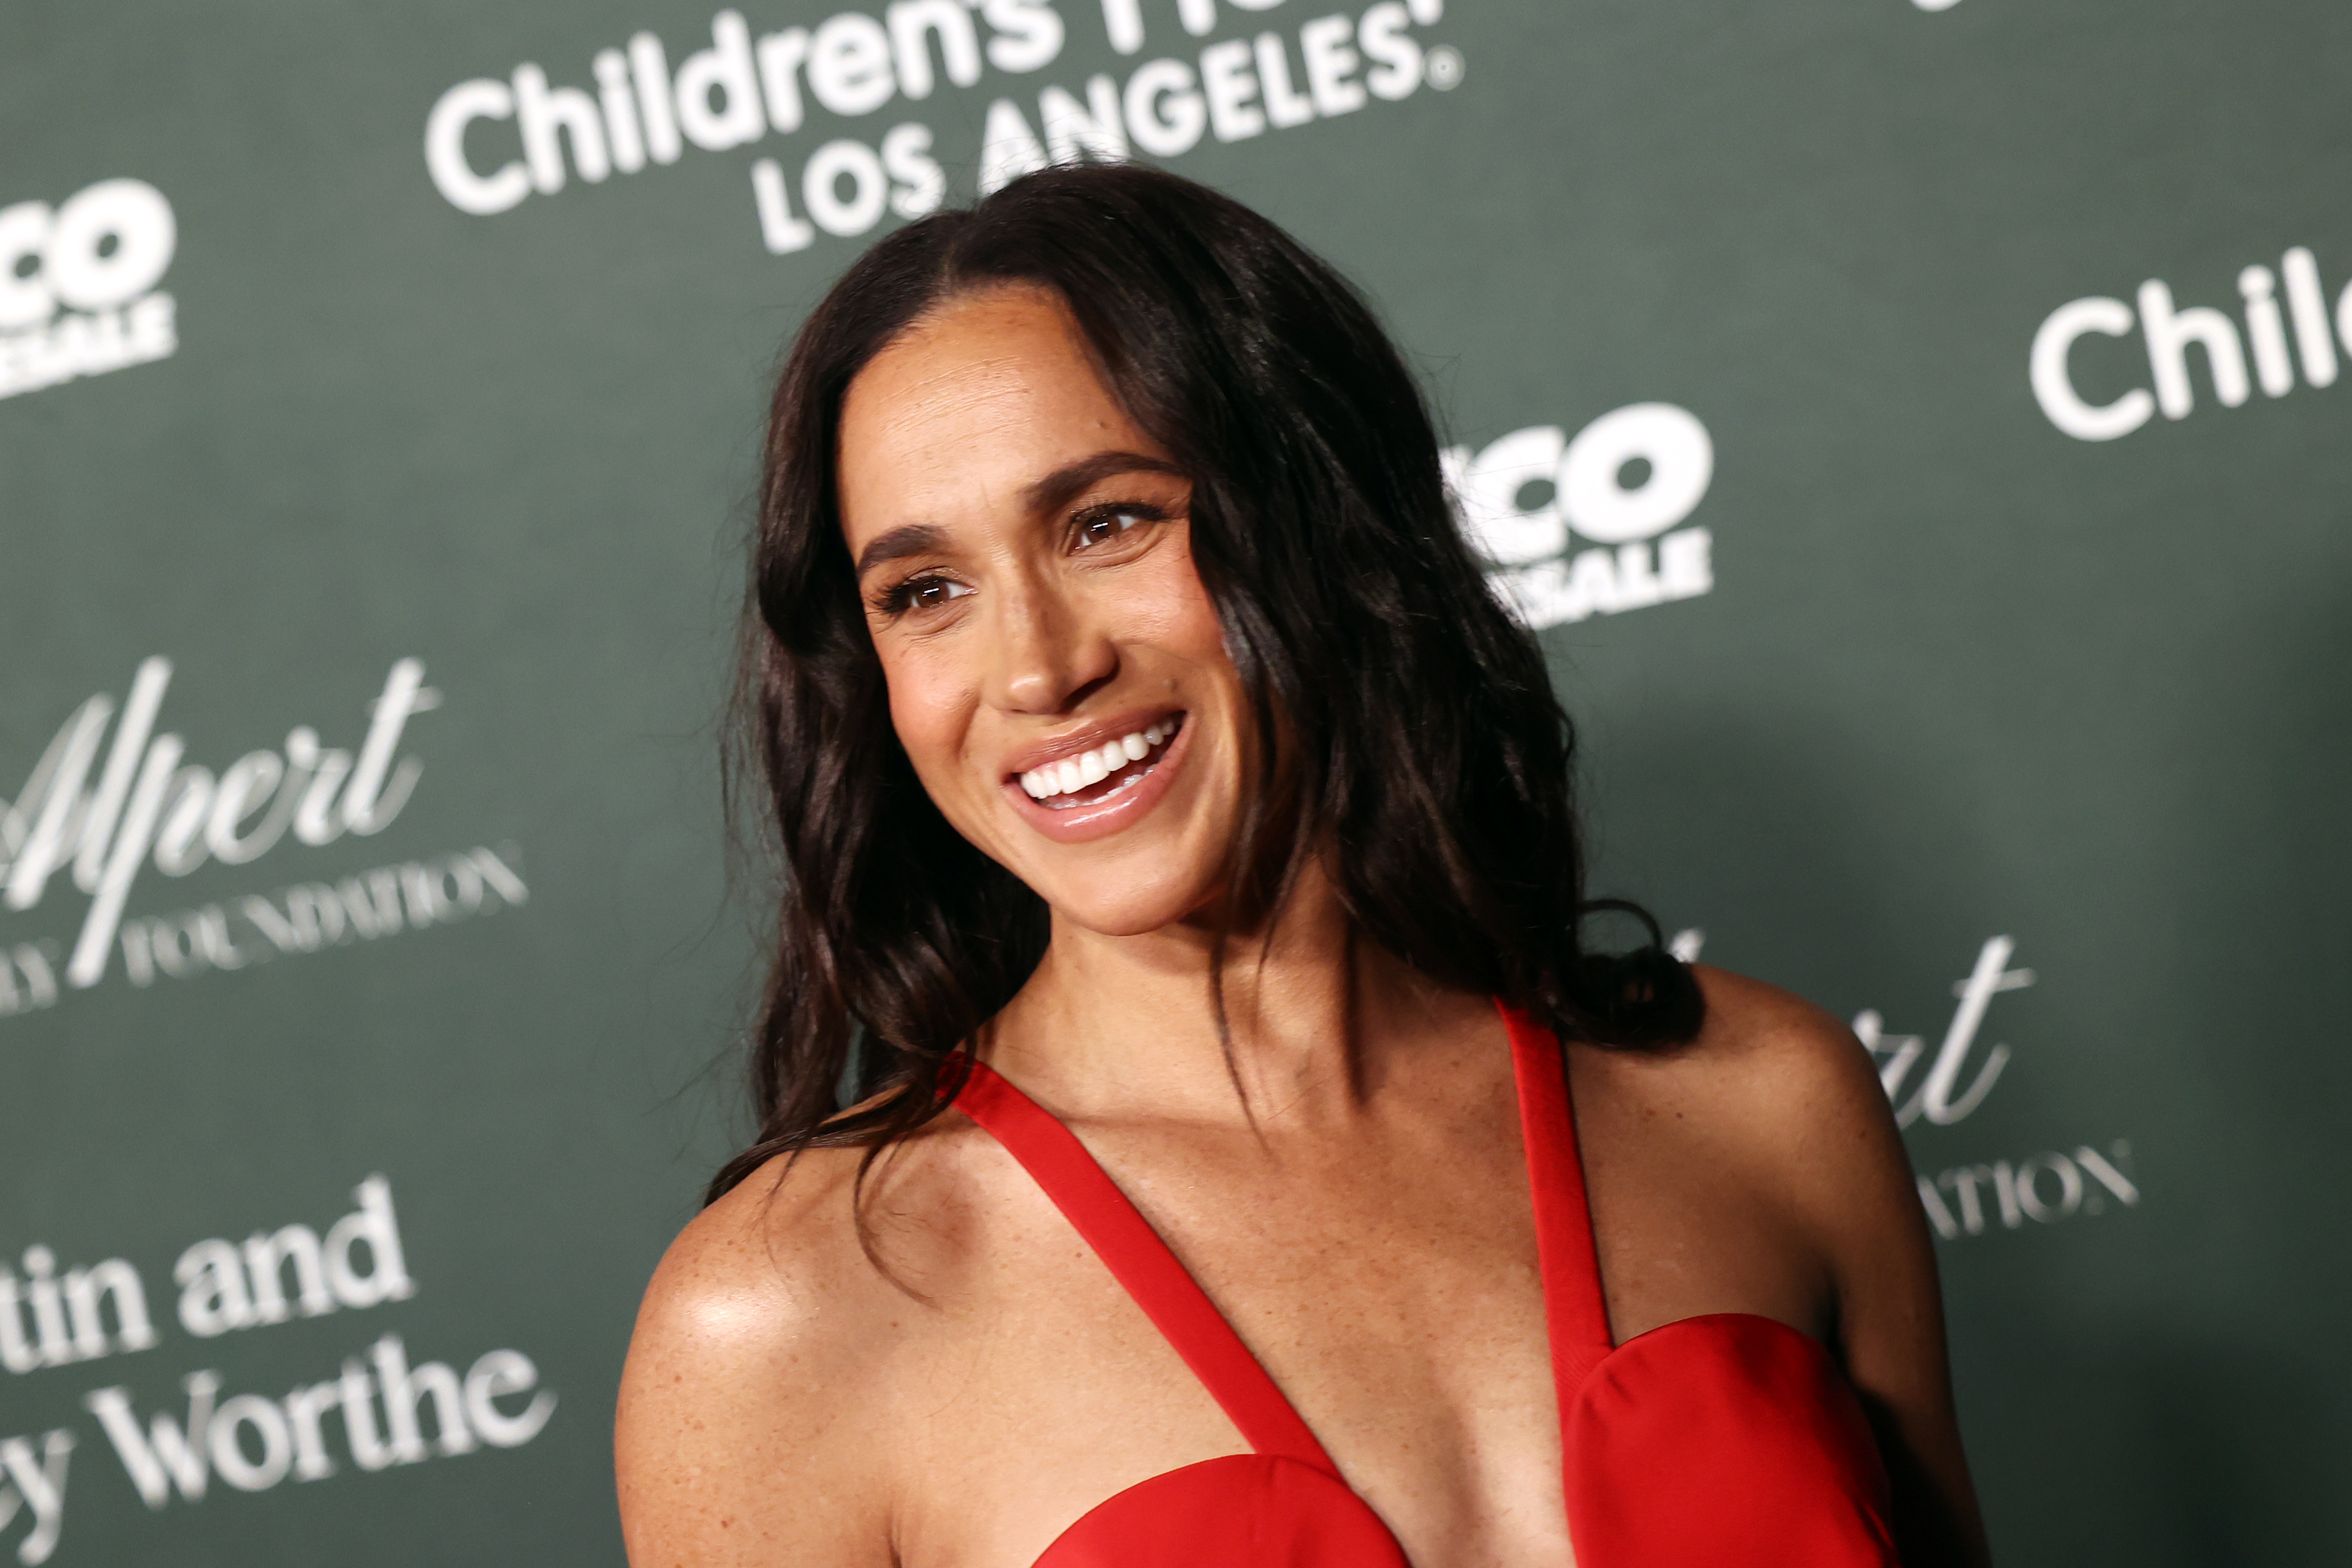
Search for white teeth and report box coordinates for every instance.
[1018,716,1184,803]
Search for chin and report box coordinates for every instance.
[1042,878,1220,941]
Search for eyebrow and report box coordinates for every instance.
[1020,450,1186,518]
[852,451,1186,578]
[854,522,948,578]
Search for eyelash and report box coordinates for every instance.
[867,499,1172,618]
[870,573,965,617]
[1068,499,1167,550]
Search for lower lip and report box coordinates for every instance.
[1001,719,1195,845]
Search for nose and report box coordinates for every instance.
[986,568,1116,717]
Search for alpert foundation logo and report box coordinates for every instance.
[0,659,525,1017]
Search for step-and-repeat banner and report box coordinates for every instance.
[4,1,2345,1563]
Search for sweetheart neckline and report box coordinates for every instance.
[1031,1452,1354,1561]
[1616,1308,1829,1356]
[1022,1311,1844,1566]
[953,1008,1895,1568]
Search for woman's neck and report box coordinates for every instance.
[985,860,1482,1125]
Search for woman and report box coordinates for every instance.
[616,165,1986,1568]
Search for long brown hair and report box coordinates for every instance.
[711,163,1700,1203]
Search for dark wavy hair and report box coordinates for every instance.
[709,163,1700,1203]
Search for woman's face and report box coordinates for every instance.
[836,284,1248,938]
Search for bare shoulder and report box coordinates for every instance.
[620,1143,882,1405]
[614,1144,885,1567]
[1573,965,1984,1561]
[1694,964,1918,1237]
[1576,965,1894,1151]
[1569,963,1922,1284]
[614,1117,996,1567]
[1687,963,1894,1147]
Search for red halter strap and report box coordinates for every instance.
[953,1060,1341,1475]
[1500,1001,1616,1394]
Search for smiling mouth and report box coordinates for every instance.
[1016,714,1186,811]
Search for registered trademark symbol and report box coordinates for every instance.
[1425,45,1464,90]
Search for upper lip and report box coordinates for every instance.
[1001,708,1184,779]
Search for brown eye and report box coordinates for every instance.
[874,573,973,617]
[1073,505,1156,551]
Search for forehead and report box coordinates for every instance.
[836,286,1153,541]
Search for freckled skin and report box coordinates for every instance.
[614,287,1989,1568]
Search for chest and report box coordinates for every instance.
[878,1103,1825,1568]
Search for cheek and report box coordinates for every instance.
[1121,530,1230,665]
[878,643,978,793]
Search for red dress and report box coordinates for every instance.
[951,1002,1901,1566]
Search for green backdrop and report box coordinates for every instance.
[4,0,2346,1562]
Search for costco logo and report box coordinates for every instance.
[0,179,177,402]
[1446,402,1716,630]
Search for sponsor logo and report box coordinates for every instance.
[1,1179,555,1566]
[0,659,519,1017]
[1676,928,2141,1243]
[970,1,1458,202]
[2031,245,2349,440]
[421,1,1457,254]
[1854,935,2027,1129]
[1852,935,2140,1241]
[0,180,177,402]
[1446,402,1716,630]
[1909,1142,2139,1241]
